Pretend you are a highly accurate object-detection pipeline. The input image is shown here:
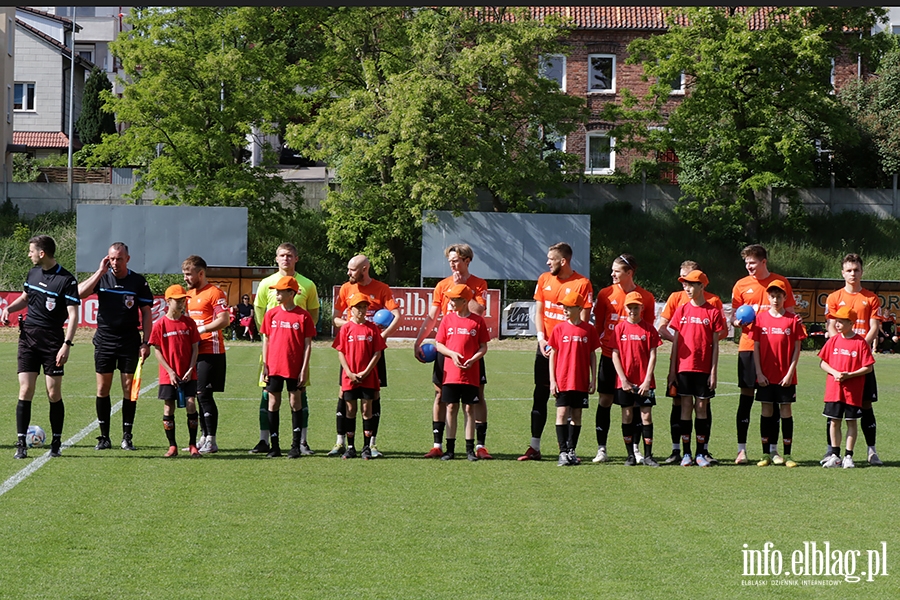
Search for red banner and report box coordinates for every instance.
[0,291,168,328]
[331,286,501,339]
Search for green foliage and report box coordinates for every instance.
[603,6,889,241]
[286,7,587,283]
[75,67,117,145]
[0,211,77,290]
[11,154,40,182]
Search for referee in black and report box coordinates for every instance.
[2,235,79,459]
[78,242,154,451]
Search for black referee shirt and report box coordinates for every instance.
[92,270,154,333]
[23,264,80,329]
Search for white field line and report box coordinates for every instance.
[0,379,159,498]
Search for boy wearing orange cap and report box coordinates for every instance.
[667,270,726,467]
[434,283,490,461]
[260,276,317,458]
[332,293,387,459]
[611,291,663,467]
[749,281,806,468]
[819,305,875,468]
[148,285,201,457]
[547,291,601,466]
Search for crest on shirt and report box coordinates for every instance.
[124,295,135,309]
[45,297,56,311]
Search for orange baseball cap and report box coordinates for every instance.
[347,292,370,307]
[624,291,644,306]
[273,276,299,292]
[678,270,709,285]
[446,284,474,301]
[832,306,857,322]
[766,280,787,293]
[165,284,188,300]
[558,291,586,308]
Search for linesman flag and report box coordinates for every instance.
[131,357,144,402]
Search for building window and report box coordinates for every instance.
[6,17,12,56]
[540,54,566,91]
[588,54,616,94]
[668,71,685,95]
[586,133,615,174]
[76,45,94,64]
[14,83,35,111]
[892,25,900,35]
[6,85,10,123]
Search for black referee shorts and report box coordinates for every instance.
[93,329,141,374]
[17,326,65,377]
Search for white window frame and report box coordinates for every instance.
[829,57,835,93]
[540,54,566,92]
[668,71,685,95]
[588,54,616,94]
[585,133,615,175]
[14,82,36,112]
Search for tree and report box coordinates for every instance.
[89,7,319,217]
[285,7,587,283]
[600,6,889,241]
[76,67,117,144]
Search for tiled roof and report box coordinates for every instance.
[16,6,80,31]
[13,131,76,149]
[521,7,803,31]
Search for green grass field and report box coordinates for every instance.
[0,338,897,599]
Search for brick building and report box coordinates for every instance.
[530,7,874,179]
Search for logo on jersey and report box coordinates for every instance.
[124,295,135,309]
[45,297,56,311]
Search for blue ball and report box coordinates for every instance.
[734,304,756,325]
[421,343,438,363]
[373,308,394,328]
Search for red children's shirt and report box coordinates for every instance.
[817,334,875,407]
[748,310,807,385]
[435,311,490,386]
[547,320,602,392]
[332,320,388,391]
[609,319,663,389]
[149,314,201,385]
[670,301,726,373]
[261,305,316,380]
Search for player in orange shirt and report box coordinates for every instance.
[183,255,231,455]
[824,253,883,466]
[730,244,795,465]
[517,243,593,461]
[656,260,727,464]
[414,244,492,459]
[329,254,402,458]
[589,253,654,464]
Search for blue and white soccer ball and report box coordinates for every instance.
[26,424,46,448]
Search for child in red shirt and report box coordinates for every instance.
[332,293,387,460]
[668,270,726,467]
[149,285,201,458]
[611,291,663,467]
[434,284,490,461]
[548,291,601,466]
[749,281,806,468]
[260,276,317,458]
[819,306,875,468]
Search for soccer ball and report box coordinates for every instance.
[734,304,756,326]
[373,309,394,328]
[420,343,438,363]
[26,424,46,448]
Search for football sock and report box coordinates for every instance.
[187,412,199,446]
[344,415,356,444]
[530,437,541,452]
[595,404,611,446]
[736,393,754,444]
[769,414,780,454]
[371,397,381,437]
[760,415,770,455]
[267,410,280,447]
[49,399,64,436]
[122,398,136,436]
[782,416,793,456]
[199,393,218,436]
[16,400,31,439]
[825,418,832,450]
[830,445,841,456]
[432,421,445,447]
[642,423,653,457]
[570,424,581,452]
[465,439,475,454]
[335,397,346,437]
[680,418,693,455]
[845,449,854,457]
[363,418,374,449]
[556,424,567,453]
[705,403,712,454]
[475,422,487,447]
[669,403,680,445]
[163,415,176,446]
[446,438,456,454]
[258,390,269,441]
[695,418,709,457]
[300,389,310,429]
[531,386,550,438]
[96,395,111,438]
[861,408,877,447]
[622,423,634,457]
[291,410,302,447]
